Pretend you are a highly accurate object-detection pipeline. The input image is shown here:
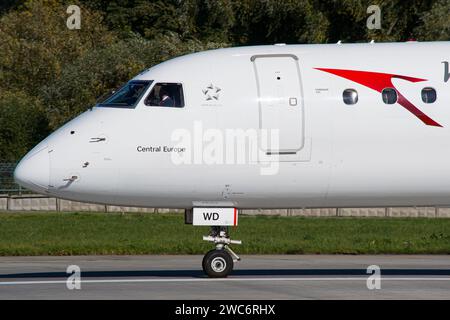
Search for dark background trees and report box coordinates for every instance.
[0,0,449,161]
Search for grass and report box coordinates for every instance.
[0,212,449,256]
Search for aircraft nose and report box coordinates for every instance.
[14,146,50,193]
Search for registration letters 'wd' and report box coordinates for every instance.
[193,208,238,226]
[203,212,220,221]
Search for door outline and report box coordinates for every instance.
[251,54,306,155]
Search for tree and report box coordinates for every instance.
[0,0,115,97]
[0,0,21,14]
[0,91,49,161]
[231,0,329,44]
[177,0,235,43]
[79,0,184,38]
[415,0,450,41]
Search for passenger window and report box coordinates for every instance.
[145,83,184,108]
[421,87,437,104]
[98,80,152,108]
[343,89,358,105]
[382,88,397,104]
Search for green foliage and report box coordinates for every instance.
[415,0,450,41]
[0,0,114,96]
[230,0,329,44]
[0,0,448,160]
[81,0,235,42]
[0,91,49,161]
[370,0,436,41]
[312,0,439,42]
[92,0,184,38]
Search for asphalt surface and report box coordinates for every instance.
[0,255,449,299]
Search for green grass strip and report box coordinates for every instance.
[0,212,449,255]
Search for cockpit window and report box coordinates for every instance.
[144,83,185,108]
[98,80,152,108]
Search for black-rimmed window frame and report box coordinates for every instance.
[421,87,437,104]
[382,88,398,105]
[97,80,153,109]
[144,82,185,108]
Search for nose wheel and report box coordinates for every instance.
[202,249,233,278]
[202,226,241,278]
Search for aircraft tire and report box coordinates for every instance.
[203,249,233,278]
[202,250,213,273]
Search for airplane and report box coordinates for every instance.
[14,41,450,277]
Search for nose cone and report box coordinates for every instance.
[14,146,50,193]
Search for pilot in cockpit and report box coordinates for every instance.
[159,87,175,107]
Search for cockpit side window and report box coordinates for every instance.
[144,83,185,108]
[98,80,152,108]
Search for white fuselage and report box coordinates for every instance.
[15,42,450,208]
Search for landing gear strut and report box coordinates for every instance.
[202,226,241,278]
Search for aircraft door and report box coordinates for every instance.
[252,54,304,155]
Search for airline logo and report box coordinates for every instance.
[315,68,441,127]
[202,83,221,101]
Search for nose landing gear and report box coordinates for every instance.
[202,226,241,278]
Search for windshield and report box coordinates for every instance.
[98,80,152,108]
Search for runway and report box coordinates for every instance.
[0,255,449,299]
